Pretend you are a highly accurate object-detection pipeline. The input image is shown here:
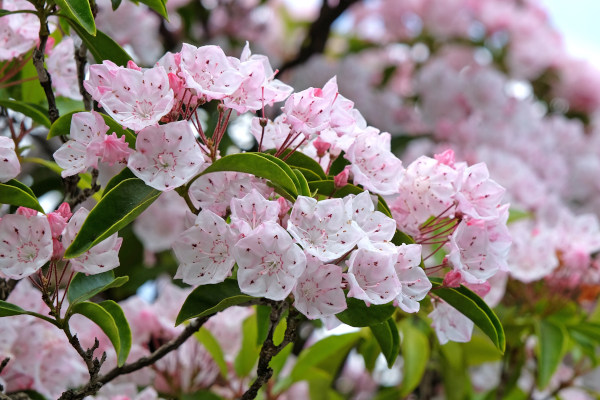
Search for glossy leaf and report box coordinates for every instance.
[370,318,400,368]
[430,278,505,352]
[67,270,129,306]
[47,110,82,139]
[176,279,253,326]
[273,149,327,180]
[110,0,122,10]
[55,0,96,35]
[253,153,301,194]
[256,305,271,346]
[537,319,566,389]
[199,153,297,196]
[64,178,161,258]
[0,180,44,213]
[137,0,168,19]
[102,168,136,196]
[289,332,362,382]
[0,99,50,128]
[399,320,430,397]
[0,300,28,317]
[71,302,122,362]
[336,297,396,327]
[68,23,132,66]
[234,315,260,377]
[293,169,311,196]
[99,300,132,366]
[195,328,228,378]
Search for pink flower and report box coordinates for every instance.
[173,210,237,286]
[0,136,20,182]
[46,202,72,259]
[429,301,474,345]
[0,213,53,279]
[86,133,132,168]
[281,78,337,136]
[233,222,306,300]
[346,243,402,306]
[0,0,39,61]
[83,60,120,101]
[46,37,81,100]
[393,243,431,313]
[345,191,396,244]
[345,130,404,195]
[454,163,505,221]
[230,189,280,237]
[287,196,364,262]
[128,121,206,191]
[292,254,347,319]
[87,65,174,131]
[179,44,243,102]
[62,208,122,275]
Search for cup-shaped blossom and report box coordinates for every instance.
[128,121,206,191]
[62,208,122,275]
[292,255,347,320]
[91,65,174,131]
[346,243,402,306]
[230,189,280,237]
[233,222,306,300]
[83,60,120,101]
[287,196,365,262]
[454,162,505,221]
[345,191,396,244]
[345,131,404,196]
[447,205,512,284]
[393,244,431,313]
[0,136,20,182]
[179,44,243,102]
[173,209,237,286]
[0,213,53,279]
[429,301,474,345]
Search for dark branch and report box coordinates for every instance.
[278,0,360,74]
[59,315,210,400]
[0,279,18,301]
[241,304,301,400]
[32,14,59,124]
[75,43,92,111]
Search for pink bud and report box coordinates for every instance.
[434,149,455,167]
[465,281,491,297]
[46,212,68,238]
[16,207,38,217]
[313,137,331,157]
[277,197,291,218]
[57,202,72,219]
[334,166,350,188]
[126,60,142,71]
[443,270,463,287]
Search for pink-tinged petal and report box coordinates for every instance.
[287,196,365,262]
[346,246,401,306]
[87,133,132,166]
[429,301,474,345]
[173,209,237,286]
[345,131,404,195]
[455,163,505,221]
[84,60,120,101]
[230,189,280,237]
[233,222,306,300]
[0,214,53,279]
[62,208,122,275]
[128,121,206,191]
[292,255,346,319]
[393,243,430,313]
[54,140,89,177]
[0,136,20,182]
[345,191,397,243]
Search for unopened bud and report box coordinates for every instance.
[334,166,350,188]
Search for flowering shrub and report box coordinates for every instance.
[0,0,599,399]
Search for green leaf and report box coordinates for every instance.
[289,332,362,382]
[568,322,600,343]
[195,327,228,378]
[64,178,161,258]
[336,297,396,327]
[0,9,12,16]
[99,300,132,366]
[47,111,136,148]
[67,270,129,306]
[0,300,28,317]
[462,334,503,366]
[55,0,96,35]
[176,279,253,325]
[537,319,567,389]
[71,302,121,359]
[0,99,50,128]
[102,168,137,196]
[370,318,400,368]
[439,341,470,400]
[0,179,44,213]
[253,153,301,194]
[198,153,297,196]
[137,0,169,19]
[293,169,311,196]
[111,0,122,10]
[256,305,271,346]
[68,23,132,66]
[399,320,430,397]
[308,180,391,215]
[268,149,327,180]
[430,278,505,352]
[234,315,260,377]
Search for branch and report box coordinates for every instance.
[75,43,92,111]
[0,278,18,301]
[278,0,360,74]
[59,315,210,400]
[32,12,59,124]
[241,304,300,400]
